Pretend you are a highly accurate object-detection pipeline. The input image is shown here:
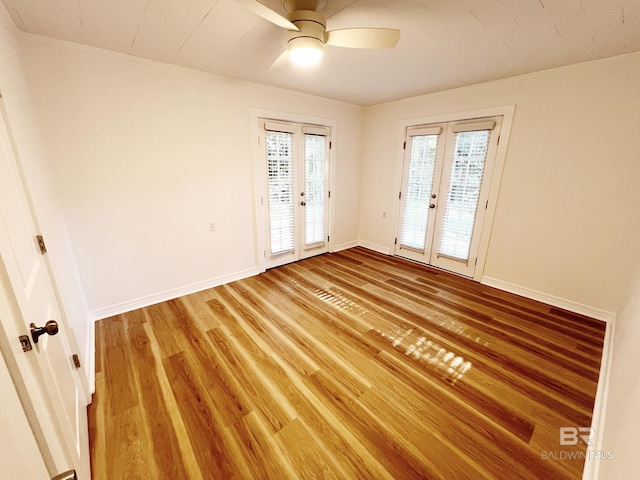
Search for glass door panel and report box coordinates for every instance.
[303,133,327,249]
[431,120,500,276]
[266,130,296,260]
[437,130,490,261]
[399,135,438,249]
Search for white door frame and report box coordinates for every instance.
[391,105,515,281]
[250,108,336,272]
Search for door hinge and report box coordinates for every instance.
[52,470,77,480]
[328,190,331,199]
[497,135,500,145]
[36,235,47,254]
[329,141,332,149]
[19,335,32,352]
[327,235,330,242]
[72,354,82,369]
[403,141,406,150]
[398,191,402,200]
[475,258,478,266]
[485,200,488,209]
[394,237,397,245]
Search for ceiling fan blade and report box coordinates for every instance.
[325,28,400,49]
[234,0,299,31]
[268,50,290,71]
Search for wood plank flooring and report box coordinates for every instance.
[89,247,605,479]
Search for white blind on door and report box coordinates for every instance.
[266,130,295,256]
[399,133,440,250]
[304,133,327,246]
[438,130,490,261]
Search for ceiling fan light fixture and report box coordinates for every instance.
[288,37,323,65]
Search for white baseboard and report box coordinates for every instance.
[481,276,615,323]
[88,266,262,321]
[88,318,95,395]
[582,317,616,480]
[358,241,391,255]
[333,240,359,252]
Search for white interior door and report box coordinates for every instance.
[0,350,50,479]
[0,102,90,479]
[395,116,502,277]
[263,121,330,268]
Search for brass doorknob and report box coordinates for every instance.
[30,320,59,344]
[429,203,436,209]
[301,201,307,206]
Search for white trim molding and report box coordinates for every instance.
[88,266,262,321]
[88,319,95,394]
[333,240,359,252]
[582,316,616,480]
[359,241,391,255]
[481,276,615,323]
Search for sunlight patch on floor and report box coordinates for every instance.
[313,288,368,316]
[375,327,472,384]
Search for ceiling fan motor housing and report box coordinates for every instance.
[287,10,327,52]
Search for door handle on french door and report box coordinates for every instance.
[429,203,436,209]
[30,320,59,344]
[301,201,307,206]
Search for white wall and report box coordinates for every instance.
[361,53,640,315]
[0,4,91,382]
[18,34,364,318]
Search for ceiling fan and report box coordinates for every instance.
[235,0,401,65]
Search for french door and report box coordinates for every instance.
[262,121,330,268]
[395,116,502,277]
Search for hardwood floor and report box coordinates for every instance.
[89,247,605,479]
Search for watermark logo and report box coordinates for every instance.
[559,427,595,446]
[539,427,613,461]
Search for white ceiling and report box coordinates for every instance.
[2,0,639,105]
